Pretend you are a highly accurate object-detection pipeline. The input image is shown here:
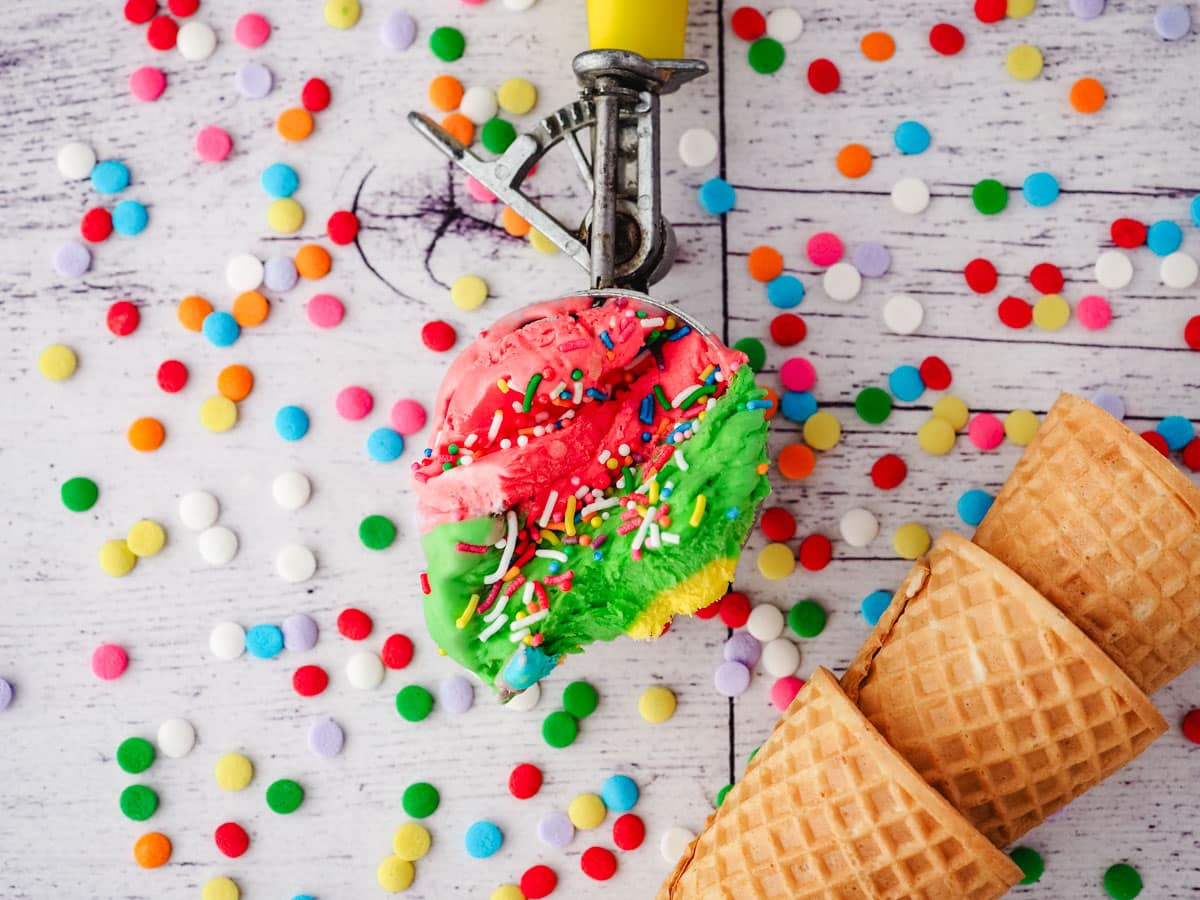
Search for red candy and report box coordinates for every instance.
[1185,315,1200,350]
[694,599,721,620]
[719,591,751,629]
[422,320,457,352]
[769,313,806,346]
[929,23,965,56]
[292,665,329,697]
[759,506,796,542]
[974,0,1007,22]
[997,296,1033,329]
[107,301,140,336]
[918,356,951,391]
[168,0,198,15]
[580,847,617,881]
[1183,709,1200,744]
[124,0,157,24]
[1111,218,1147,249]
[382,633,414,669]
[156,359,188,393]
[1141,431,1169,457]
[327,210,359,245]
[1029,262,1064,294]
[337,608,372,640]
[964,258,998,293]
[770,675,805,710]
[520,865,558,899]
[1183,438,1200,472]
[730,7,766,40]
[871,454,907,490]
[214,822,249,858]
[612,813,645,851]
[301,77,331,112]
[508,763,543,799]
[146,15,179,50]
[798,534,832,571]
[807,59,840,94]
[81,208,113,242]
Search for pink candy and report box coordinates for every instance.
[92,643,128,681]
[233,13,271,48]
[465,176,497,203]
[195,126,233,162]
[336,386,374,420]
[307,294,344,328]
[779,357,815,392]
[390,398,427,435]
[806,232,843,266]
[128,66,167,102]
[968,412,1004,450]
[770,676,804,711]
[1077,294,1112,330]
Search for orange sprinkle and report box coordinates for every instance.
[232,291,269,327]
[429,75,464,111]
[294,244,332,280]
[277,108,314,142]
[836,143,873,179]
[128,417,165,453]
[217,365,254,402]
[441,113,474,146]
[502,206,531,237]
[759,385,779,420]
[177,295,212,332]
[861,31,895,61]
[1069,77,1106,114]
[777,443,816,480]
[133,832,172,869]
[747,246,784,283]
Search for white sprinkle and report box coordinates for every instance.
[660,532,681,545]
[674,450,689,471]
[580,497,620,518]
[484,510,518,585]
[464,433,478,448]
[483,592,511,625]
[640,316,665,328]
[534,549,567,562]
[648,522,661,549]
[631,505,657,553]
[572,381,583,404]
[670,385,702,408]
[509,628,531,642]
[538,490,559,528]
[478,614,509,641]
[512,608,548,629]
[598,449,612,464]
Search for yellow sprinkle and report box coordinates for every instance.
[38,344,77,381]
[214,753,253,792]
[564,495,577,536]
[497,78,538,115]
[1033,294,1070,330]
[393,823,432,861]
[267,197,305,234]
[803,411,842,451]
[757,542,795,579]
[497,379,509,394]
[513,610,526,622]
[665,316,677,329]
[456,594,480,629]
[1006,44,1044,81]
[589,516,602,528]
[1005,409,1040,446]
[917,417,957,455]
[324,0,361,29]
[542,530,560,546]
[568,793,607,830]
[201,877,240,900]
[638,685,676,724]
[450,274,489,311]
[931,395,970,430]
[893,523,932,560]
[98,539,137,577]
[689,494,707,527]
[648,480,660,504]
[699,364,716,382]
[376,855,415,892]
[1006,0,1036,17]
[199,395,239,433]
[126,520,166,557]
[605,458,619,470]
[529,229,559,254]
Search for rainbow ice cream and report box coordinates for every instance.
[413,293,770,696]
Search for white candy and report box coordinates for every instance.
[766,8,804,42]
[197,526,238,565]
[276,544,317,583]
[209,621,245,660]
[822,262,862,302]
[346,651,385,690]
[460,86,499,124]
[179,490,220,530]
[1161,251,1199,289]
[762,638,800,678]
[505,680,541,711]
[678,127,718,168]
[891,176,930,214]
[157,718,196,758]
[177,21,217,61]
[57,141,96,180]
[883,293,925,335]
[746,603,785,642]
[226,253,264,292]
[839,507,880,547]
[272,471,312,510]
[660,826,696,864]
[1095,249,1133,289]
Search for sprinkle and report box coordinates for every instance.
[522,373,543,412]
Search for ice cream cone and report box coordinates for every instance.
[842,532,1167,848]
[658,667,1022,900]
[973,392,1200,695]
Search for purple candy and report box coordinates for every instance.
[308,718,344,757]
[54,241,91,278]
[1069,0,1105,18]
[851,241,891,278]
[1091,387,1125,421]
[235,61,273,99]
[0,678,12,712]
[713,661,751,697]
[723,633,762,667]
[537,811,575,848]
[1154,4,1191,39]
[380,12,417,50]
[282,613,319,652]
[263,255,299,292]
[438,675,474,714]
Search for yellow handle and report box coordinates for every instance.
[587,0,688,59]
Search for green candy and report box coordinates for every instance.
[396,685,434,722]
[359,514,397,550]
[788,599,827,638]
[481,118,517,155]
[714,783,733,807]
[854,387,892,424]
[266,779,304,814]
[542,710,578,748]
[61,476,98,512]
[403,782,440,818]
[1104,863,1142,900]
[733,337,766,373]
[429,26,465,62]
[748,38,785,75]
[972,178,1008,216]
[119,784,158,821]
[562,681,599,719]
[116,737,155,774]
[1009,846,1044,885]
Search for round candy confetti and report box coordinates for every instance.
[461,86,498,124]
[129,66,166,101]
[430,25,465,60]
[678,127,718,167]
[293,665,329,697]
[1023,172,1059,207]
[581,846,617,881]
[872,454,907,489]
[780,393,817,425]
[823,262,862,301]
[324,0,361,29]
[367,428,405,462]
[1155,4,1191,39]
[197,526,238,565]
[450,274,489,310]
[1032,294,1070,331]
[766,8,803,42]
[999,296,1033,328]
[359,514,397,550]
[660,826,695,864]
[1111,218,1146,248]
[1070,77,1106,113]
[1006,44,1044,80]
[854,387,892,424]
[807,58,840,93]
[836,144,872,178]
[98,540,136,577]
[1147,220,1183,256]
[246,624,284,659]
[771,676,805,710]
[81,207,113,242]
[731,7,767,40]
[861,590,893,626]
[839,508,879,547]
[199,396,238,433]
[202,878,239,900]
[919,356,952,390]
[1029,262,1063,294]
[177,295,212,330]
[968,413,1005,450]
[157,718,195,758]
[439,675,474,713]
[569,793,607,830]
[788,599,826,638]
[377,857,414,892]
[803,411,841,450]
[301,78,331,112]
[965,258,998,292]
[334,386,373,421]
[957,489,995,526]
[234,13,270,47]
[734,336,766,371]
[747,603,786,641]
[57,141,95,179]
[337,608,373,642]
[401,782,440,819]
[396,685,434,722]
[894,120,931,155]
[760,506,796,543]
[307,294,345,329]
[261,163,299,199]
[762,638,800,677]
[422,320,456,351]
[120,784,158,821]
[1095,250,1134,289]
[266,779,304,814]
[61,477,98,512]
[92,160,130,194]
[542,709,578,748]
[538,811,575,849]
[277,108,314,141]
[1161,252,1199,289]
[1182,708,1200,743]
[93,643,129,680]
[1104,863,1143,899]
[1009,846,1044,884]
[758,542,796,579]
[202,311,240,347]
[308,718,344,757]
[389,399,427,436]
[889,365,925,402]
[177,21,216,61]
[235,62,273,98]
[798,533,832,571]
[929,22,964,55]
[180,490,219,529]
[209,622,245,660]
[393,823,431,862]
[883,294,925,334]
[117,736,155,772]
[1157,415,1195,450]
[53,240,91,278]
[282,613,319,652]
[215,822,250,858]
[262,256,297,292]
[126,520,165,557]
[724,632,761,667]
[748,245,784,282]
[112,200,148,236]
[562,681,599,719]
[1142,431,1170,457]
[638,685,675,723]
[1092,388,1126,420]
[698,178,736,214]
[326,210,359,245]
[972,178,1008,214]
[268,198,304,234]
[275,406,310,441]
[1005,409,1040,445]
[748,38,785,74]
[133,832,171,869]
[861,30,896,60]
[893,523,931,559]
[39,344,77,381]
[918,418,956,455]
[276,545,316,583]
[1070,0,1106,17]
[481,117,517,153]
[509,763,543,800]
[853,242,891,277]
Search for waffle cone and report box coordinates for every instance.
[658,668,1023,900]
[842,532,1167,848]
[973,392,1200,694]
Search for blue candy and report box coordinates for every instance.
[112,200,148,236]
[601,774,640,813]
[888,365,925,402]
[893,120,931,155]
[1022,172,1059,208]
[202,311,240,347]
[245,624,284,659]
[91,160,130,194]
[1191,195,1200,227]
[367,427,404,462]
[464,820,503,859]
[261,163,299,198]
[698,178,736,215]
[779,390,817,423]
[1156,415,1195,451]
[861,590,893,626]
[766,274,805,308]
[1147,220,1183,256]
[956,489,995,527]
[275,406,310,441]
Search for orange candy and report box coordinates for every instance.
[501,207,531,237]
[429,75,464,111]
[836,144,872,179]
[177,295,213,332]
[861,31,895,61]
[1069,77,1106,113]
[217,365,254,402]
[232,291,269,327]
[441,113,475,146]
[777,443,816,480]
[295,244,332,280]
[277,108,314,142]
[133,832,172,869]
[128,417,165,452]
[747,246,784,283]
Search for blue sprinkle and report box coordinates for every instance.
[667,325,692,341]
[423,447,433,457]
[1156,415,1195,451]
[1022,171,1059,208]
[1191,195,1200,227]
[91,160,130,194]
[548,561,561,574]
[1147,220,1183,256]
[888,365,925,402]
[893,120,931,155]
[956,489,995,527]
[261,163,299,198]
[861,590,893,626]
[601,774,640,813]
[275,405,310,441]
[593,550,603,561]
[245,624,284,659]
[111,200,148,235]
[585,388,607,401]
[746,399,772,410]
[766,274,805,309]
[202,311,240,347]
[464,820,503,859]
[599,330,614,349]
[779,390,817,423]
[641,431,651,442]
[639,396,654,425]
[559,390,571,400]
[725,507,739,520]
[698,177,736,215]
[367,427,405,462]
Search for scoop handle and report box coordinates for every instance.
[586,0,688,59]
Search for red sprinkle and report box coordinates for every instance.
[1029,262,1064,294]
[918,356,952,391]
[81,208,113,242]
[694,599,722,620]
[759,506,797,542]
[612,813,646,851]
[871,454,907,490]
[214,822,250,858]
[146,15,179,50]
[382,633,414,669]
[997,296,1033,329]
[167,0,198,15]
[1141,430,1170,456]
[964,258,998,293]
[929,23,965,56]
[508,763,543,800]
[1111,218,1147,249]
[807,59,840,94]
[124,0,157,24]
[292,665,329,697]
[422,320,457,352]
[337,608,373,641]
[730,7,766,40]
[1183,709,1200,744]
[719,591,751,629]
[1183,438,1200,472]
[1185,315,1200,350]
[107,301,140,336]
[520,865,558,898]
[974,0,1007,22]
[327,210,359,245]
[580,847,617,881]
[301,77,331,112]
[156,359,188,393]
[798,534,832,571]
[769,313,806,346]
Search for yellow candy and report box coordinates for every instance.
[324,0,361,29]
[201,877,240,900]
[267,197,305,234]
[568,793,607,830]
[917,417,956,456]
[126,520,166,558]
[893,523,932,560]
[200,395,239,432]
[393,823,432,861]
[377,855,415,892]
[214,753,253,792]
[497,78,538,115]
[638,685,676,724]
[1006,44,1044,81]
[931,395,969,431]
[98,539,137,577]
[491,887,525,900]
[529,229,559,254]
[1033,294,1070,330]
[1006,0,1037,17]
[802,411,841,451]
[450,275,489,311]
[1005,409,1040,446]
[757,542,795,580]
[39,344,77,381]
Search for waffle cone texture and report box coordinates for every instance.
[973,392,1200,695]
[658,668,1023,900]
[842,532,1167,848]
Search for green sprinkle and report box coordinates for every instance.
[571,368,583,381]
[714,783,733,807]
[359,514,397,550]
[448,443,459,455]
[748,38,785,74]
[116,737,155,774]
[61,476,98,512]
[481,118,517,155]
[396,685,434,722]
[680,384,717,410]
[542,710,578,748]
[747,745,760,765]
[562,681,599,719]
[522,372,543,413]
[788,600,827,638]
[1009,847,1044,885]
[635,310,647,318]
[119,784,158,821]
[403,782,440,818]
[653,384,670,411]
[854,387,893,424]
[429,26,465,62]
[1104,863,1143,900]
[972,178,1008,215]
[733,337,766,373]
[266,778,304,814]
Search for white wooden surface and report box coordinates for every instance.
[1,0,1198,897]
